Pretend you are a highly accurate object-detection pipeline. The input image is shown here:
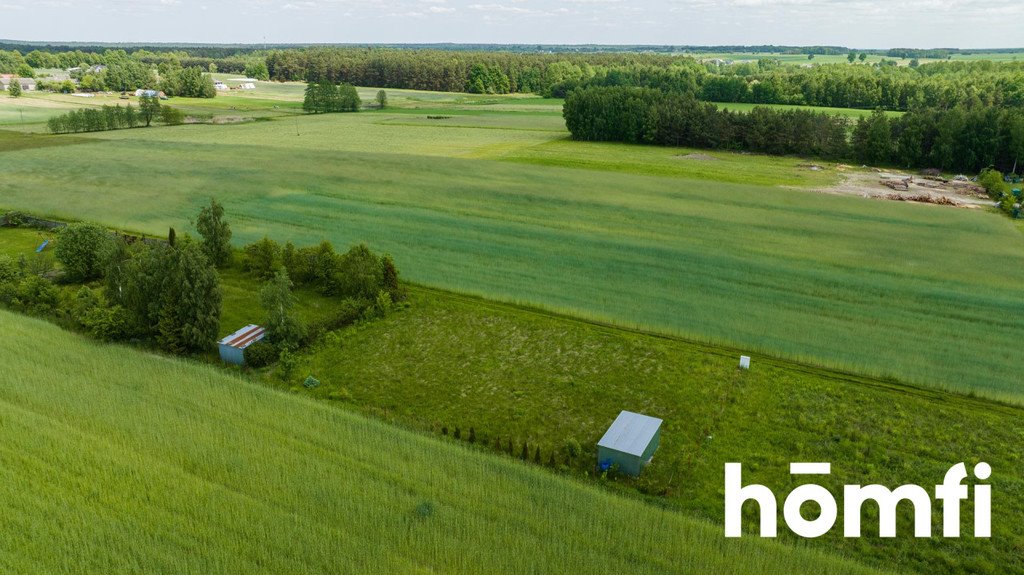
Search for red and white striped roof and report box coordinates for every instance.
[218,324,266,349]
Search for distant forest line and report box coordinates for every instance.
[3,44,1024,111]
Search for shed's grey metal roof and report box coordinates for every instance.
[218,324,266,350]
[597,411,662,457]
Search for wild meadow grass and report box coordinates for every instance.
[0,309,883,575]
[281,286,1024,575]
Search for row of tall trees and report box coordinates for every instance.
[265,47,680,94]
[563,86,1024,173]
[558,61,1024,111]
[564,86,849,159]
[853,107,1024,173]
[47,98,182,133]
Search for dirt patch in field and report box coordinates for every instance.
[675,152,718,161]
[210,116,254,125]
[794,167,993,209]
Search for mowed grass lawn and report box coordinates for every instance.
[0,310,884,575]
[1,111,1022,398]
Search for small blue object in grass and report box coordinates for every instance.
[35,240,49,253]
[598,459,613,472]
[303,375,320,389]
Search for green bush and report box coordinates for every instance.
[81,304,131,341]
[285,241,336,288]
[14,275,59,315]
[0,255,18,285]
[329,244,383,299]
[306,297,367,340]
[54,223,112,282]
[381,254,403,301]
[364,289,393,320]
[160,106,185,126]
[564,438,582,459]
[244,237,282,280]
[244,340,278,368]
[978,169,1007,200]
[65,286,130,341]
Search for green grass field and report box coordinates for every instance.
[269,285,1024,575]
[1,93,1022,399]
[0,309,885,575]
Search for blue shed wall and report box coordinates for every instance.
[219,344,245,366]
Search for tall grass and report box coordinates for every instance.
[0,310,881,575]
[286,286,1024,575]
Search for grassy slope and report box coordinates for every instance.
[1,115,1022,397]
[0,309,882,575]
[278,286,1024,575]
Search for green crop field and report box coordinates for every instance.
[0,309,884,575]
[268,285,1024,575]
[1,90,1022,399]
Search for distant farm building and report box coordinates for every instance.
[218,324,266,365]
[214,81,229,91]
[597,410,663,476]
[134,89,168,99]
[0,76,37,91]
[227,78,258,90]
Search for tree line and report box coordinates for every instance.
[563,86,1024,173]
[47,98,184,133]
[7,44,1024,110]
[556,60,1024,111]
[265,47,686,94]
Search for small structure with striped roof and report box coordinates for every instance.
[218,324,266,366]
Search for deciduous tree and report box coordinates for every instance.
[194,199,233,267]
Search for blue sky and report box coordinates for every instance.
[2,0,1022,48]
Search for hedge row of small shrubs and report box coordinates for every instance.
[436,422,586,470]
[47,101,184,134]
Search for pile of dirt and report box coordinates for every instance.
[675,153,718,161]
[882,193,961,206]
[881,178,911,191]
[949,182,989,198]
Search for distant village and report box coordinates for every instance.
[0,64,258,96]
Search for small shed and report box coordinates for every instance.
[597,410,663,476]
[218,324,266,365]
